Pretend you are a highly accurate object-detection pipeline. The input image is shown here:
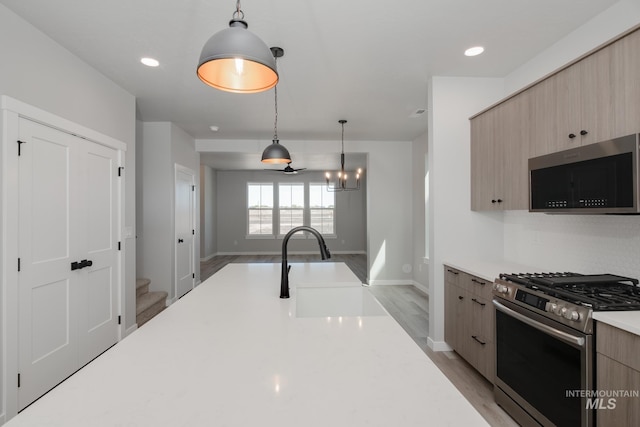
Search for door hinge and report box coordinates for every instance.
[17,373,21,388]
[118,241,121,251]
[118,166,124,177]
[192,185,195,191]
[192,229,195,235]
[118,315,121,325]
[17,140,26,156]
[17,258,21,272]
[192,273,195,279]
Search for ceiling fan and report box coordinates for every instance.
[265,162,306,175]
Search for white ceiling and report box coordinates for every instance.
[0,0,619,170]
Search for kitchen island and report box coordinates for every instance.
[6,263,488,426]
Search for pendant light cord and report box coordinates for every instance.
[273,55,279,141]
[232,0,245,20]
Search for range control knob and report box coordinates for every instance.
[547,303,558,313]
[558,306,567,317]
[564,310,580,321]
[494,284,509,295]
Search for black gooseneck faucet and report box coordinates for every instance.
[280,226,331,298]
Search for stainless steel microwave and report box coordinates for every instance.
[529,134,639,214]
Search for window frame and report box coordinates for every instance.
[277,182,306,237]
[246,182,275,238]
[308,183,337,238]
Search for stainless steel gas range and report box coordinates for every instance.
[492,272,640,427]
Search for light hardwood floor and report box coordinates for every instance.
[200,254,517,426]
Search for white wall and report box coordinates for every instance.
[200,165,217,261]
[0,4,136,422]
[196,138,413,284]
[427,76,505,351]
[411,133,428,293]
[138,122,200,301]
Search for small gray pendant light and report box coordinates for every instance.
[197,1,278,94]
[261,47,291,164]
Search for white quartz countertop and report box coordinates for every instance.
[593,311,640,336]
[444,259,543,283]
[6,262,488,427]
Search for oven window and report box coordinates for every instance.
[496,310,582,426]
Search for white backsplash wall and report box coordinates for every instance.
[504,211,640,279]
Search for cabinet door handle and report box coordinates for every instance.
[471,278,486,286]
[568,133,576,139]
[497,199,503,203]
[580,130,588,136]
[471,335,486,346]
[447,269,459,275]
[491,199,497,204]
[471,298,486,307]
[458,295,464,300]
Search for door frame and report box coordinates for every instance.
[174,163,196,300]
[1,96,126,421]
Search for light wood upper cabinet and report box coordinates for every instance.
[611,28,640,138]
[471,94,529,211]
[472,27,640,211]
[470,107,500,211]
[531,44,613,156]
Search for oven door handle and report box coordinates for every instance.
[493,300,586,348]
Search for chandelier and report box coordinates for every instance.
[325,120,362,192]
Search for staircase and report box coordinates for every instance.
[136,278,168,327]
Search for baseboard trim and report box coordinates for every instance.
[124,324,138,337]
[412,281,429,295]
[427,337,453,352]
[200,253,217,262]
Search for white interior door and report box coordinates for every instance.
[17,118,119,410]
[77,141,119,366]
[175,165,195,299]
[18,119,81,410]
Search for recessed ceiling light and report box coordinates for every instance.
[140,57,160,67]
[209,125,219,132]
[464,46,485,57]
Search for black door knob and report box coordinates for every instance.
[178,238,184,243]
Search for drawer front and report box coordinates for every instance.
[444,266,461,286]
[460,272,493,300]
[465,331,494,382]
[469,294,494,343]
[597,354,640,426]
[597,322,640,371]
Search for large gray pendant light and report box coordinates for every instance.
[261,47,291,164]
[197,1,278,94]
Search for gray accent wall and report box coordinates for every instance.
[215,170,366,254]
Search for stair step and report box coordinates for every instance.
[136,298,167,327]
[136,291,167,316]
[136,278,151,298]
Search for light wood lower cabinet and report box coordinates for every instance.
[444,266,494,382]
[596,322,640,426]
